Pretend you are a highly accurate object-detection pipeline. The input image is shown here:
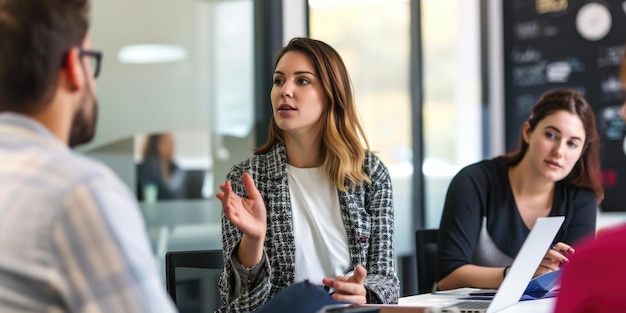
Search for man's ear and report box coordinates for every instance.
[61,47,84,92]
[522,121,532,144]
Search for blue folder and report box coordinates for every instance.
[467,269,562,301]
[253,280,350,313]
[521,269,562,299]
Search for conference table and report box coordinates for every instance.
[398,288,555,312]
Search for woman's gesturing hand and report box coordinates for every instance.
[216,172,267,241]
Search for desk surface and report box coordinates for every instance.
[398,289,555,313]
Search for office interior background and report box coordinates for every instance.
[83,0,626,300]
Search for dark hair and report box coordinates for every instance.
[503,88,603,204]
[143,134,163,158]
[255,37,370,191]
[0,0,89,113]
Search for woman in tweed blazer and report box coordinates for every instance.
[215,37,399,312]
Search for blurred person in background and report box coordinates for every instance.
[137,132,185,201]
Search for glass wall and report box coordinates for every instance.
[87,0,255,272]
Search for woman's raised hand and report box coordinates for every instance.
[216,172,267,241]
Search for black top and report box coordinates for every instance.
[136,156,184,201]
[437,157,597,281]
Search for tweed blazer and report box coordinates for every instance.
[217,143,399,312]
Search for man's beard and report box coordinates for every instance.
[68,87,98,148]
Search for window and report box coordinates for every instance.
[421,0,482,227]
[88,0,255,272]
[310,0,413,256]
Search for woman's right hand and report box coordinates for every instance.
[216,172,267,241]
[533,241,573,278]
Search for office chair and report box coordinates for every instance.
[415,229,439,294]
[165,249,224,312]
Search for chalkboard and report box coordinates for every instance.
[503,0,626,211]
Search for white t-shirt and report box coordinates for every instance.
[286,165,351,284]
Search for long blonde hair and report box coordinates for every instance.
[255,37,370,191]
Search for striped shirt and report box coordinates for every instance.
[0,113,177,313]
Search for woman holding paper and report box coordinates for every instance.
[437,89,603,290]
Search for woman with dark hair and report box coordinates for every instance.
[215,37,399,311]
[136,132,184,201]
[437,88,603,290]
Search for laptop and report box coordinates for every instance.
[440,216,565,313]
[184,169,206,199]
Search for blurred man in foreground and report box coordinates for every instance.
[0,1,177,312]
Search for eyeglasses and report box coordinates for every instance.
[79,49,102,79]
